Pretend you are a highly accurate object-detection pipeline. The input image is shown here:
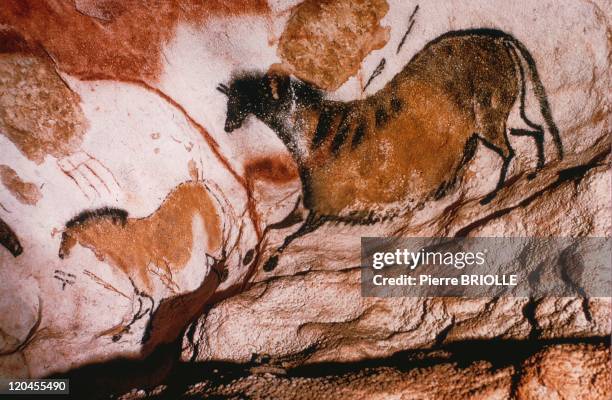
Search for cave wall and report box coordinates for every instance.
[0,2,609,395]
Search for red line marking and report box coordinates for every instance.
[85,151,122,189]
[77,74,245,185]
[83,163,111,194]
[59,167,90,200]
[68,159,100,197]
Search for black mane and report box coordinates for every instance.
[228,72,266,95]
[290,77,325,105]
[228,71,325,105]
[66,207,128,228]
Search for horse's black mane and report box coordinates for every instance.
[290,77,325,105]
[66,207,128,228]
[228,71,325,105]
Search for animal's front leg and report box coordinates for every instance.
[509,128,545,179]
[263,211,326,271]
[480,151,514,205]
[477,134,516,205]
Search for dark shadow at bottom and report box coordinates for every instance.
[46,335,610,399]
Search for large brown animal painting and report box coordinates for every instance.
[219,29,563,271]
[58,181,222,294]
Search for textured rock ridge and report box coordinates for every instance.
[114,342,610,399]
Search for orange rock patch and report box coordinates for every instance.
[0,165,41,205]
[0,30,87,164]
[278,0,390,90]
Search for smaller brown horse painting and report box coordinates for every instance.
[58,181,222,293]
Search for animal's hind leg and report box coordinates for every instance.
[277,211,325,254]
[505,40,548,179]
[479,135,515,205]
[434,130,515,204]
[509,128,545,179]
[435,133,479,200]
[263,211,325,272]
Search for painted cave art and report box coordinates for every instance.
[219,29,564,271]
[58,181,223,294]
[0,217,22,257]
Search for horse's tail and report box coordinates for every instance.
[505,36,564,160]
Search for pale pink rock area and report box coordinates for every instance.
[0,0,610,398]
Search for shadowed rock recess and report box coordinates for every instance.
[0,0,610,399]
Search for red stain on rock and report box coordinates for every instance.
[244,155,299,185]
[243,155,299,241]
[0,28,31,53]
[0,0,270,83]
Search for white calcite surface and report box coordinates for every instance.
[0,1,609,392]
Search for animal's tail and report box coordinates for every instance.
[505,36,564,160]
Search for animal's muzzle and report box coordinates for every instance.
[224,119,239,133]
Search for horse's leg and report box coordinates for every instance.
[435,126,515,206]
[263,195,304,233]
[434,133,479,200]
[506,39,551,178]
[479,133,515,205]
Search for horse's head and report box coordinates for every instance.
[218,72,291,133]
[58,207,128,259]
[58,230,77,259]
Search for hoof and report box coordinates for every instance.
[263,255,279,272]
[140,329,151,344]
[480,192,497,205]
[434,183,447,200]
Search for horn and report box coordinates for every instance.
[216,84,229,95]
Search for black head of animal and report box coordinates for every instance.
[218,72,292,133]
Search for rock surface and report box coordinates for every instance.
[516,343,611,400]
[0,0,609,397]
[115,343,610,400]
[182,267,611,366]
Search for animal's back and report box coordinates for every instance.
[303,31,520,217]
[306,81,472,216]
[401,30,519,117]
[131,182,222,264]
